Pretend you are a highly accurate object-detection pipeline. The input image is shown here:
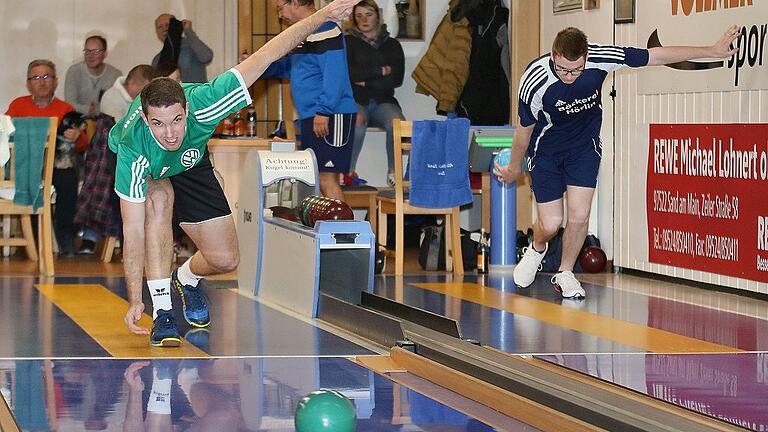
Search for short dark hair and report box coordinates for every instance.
[296,0,314,6]
[140,77,186,114]
[127,64,159,84]
[85,35,108,50]
[552,27,588,61]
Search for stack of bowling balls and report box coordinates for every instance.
[298,195,354,227]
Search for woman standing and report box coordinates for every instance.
[345,0,405,187]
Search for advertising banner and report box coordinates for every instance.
[646,123,768,283]
[637,0,768,93]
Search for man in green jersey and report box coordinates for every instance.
[110,0,361,347]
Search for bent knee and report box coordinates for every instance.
[538,217,563,236]
[207,251,239,274]
[146,188,173,218]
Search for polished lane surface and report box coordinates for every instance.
[1,357,527,431]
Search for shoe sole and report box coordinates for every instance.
[553,284,586,299]
[151,337,182,347]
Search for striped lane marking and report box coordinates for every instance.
[413,283,742,353]
[35,284,208,358]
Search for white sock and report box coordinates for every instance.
[147,278,172,319]
[177,258,202,288]
[147,367,172,415]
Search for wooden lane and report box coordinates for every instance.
[35,284,208,358]
[413,282,742,353]
[358,350,603,432]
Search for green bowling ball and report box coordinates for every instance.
[294,389,356,432]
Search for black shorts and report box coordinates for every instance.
[169,151,231,224]
[300,113,355,173]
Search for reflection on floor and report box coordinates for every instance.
[1,357,510,431]
[1,253,767,430]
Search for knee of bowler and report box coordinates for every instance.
[146,190,173,216]
[208,251,239,273]
[539,217,563,235]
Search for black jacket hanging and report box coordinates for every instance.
[157,17,183,66]
[456,0,510,125]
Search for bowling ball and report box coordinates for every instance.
[269,206,298,223]
[300,196,321,226]
[295,389,356,432]
[323,201,354,221]
[495,148,512,167]
[578,246,607,273]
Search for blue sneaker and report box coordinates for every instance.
[171,269,210,327]
[151,310,181,347]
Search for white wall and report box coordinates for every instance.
[0,0,237,111]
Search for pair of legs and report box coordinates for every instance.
[350,100,405,177]
[531,185,595,271]
[515,142,601,297]
[143,154,238,345]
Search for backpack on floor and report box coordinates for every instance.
[418,225,477,271]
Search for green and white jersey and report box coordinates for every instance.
[109,68,251,202]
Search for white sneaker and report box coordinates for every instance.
[551,271,586,299]
[513,243,547,287]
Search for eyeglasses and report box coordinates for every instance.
[83,48,105,55]
[276,1,291,13]
[554,65,585,77]
[27,74,56,82]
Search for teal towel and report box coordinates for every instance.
[12,117,50,211]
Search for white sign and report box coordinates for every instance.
[258,150,317,186]
[637,0,767,94]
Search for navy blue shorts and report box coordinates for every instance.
[300,113,356,173]
[527,139,602,203]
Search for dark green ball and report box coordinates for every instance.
[294,389,356,432]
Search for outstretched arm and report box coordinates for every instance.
[235,0,360,85]
[121,199,149,335]
[647,25,740,66]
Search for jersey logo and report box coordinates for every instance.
[181,149,200,169]
[555,100,566,107]
[324,160,335,168]
[159,166,170,177]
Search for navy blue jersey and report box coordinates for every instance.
[518,44,649,156]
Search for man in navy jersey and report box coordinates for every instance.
[494,26,741,299]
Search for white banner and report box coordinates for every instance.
[637,0,767,94]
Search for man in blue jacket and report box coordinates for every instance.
[264,0,358,200]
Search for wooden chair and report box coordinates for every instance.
[376,119,464,275]
[0,117,56,276]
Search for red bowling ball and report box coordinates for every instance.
[579,246,607,273]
